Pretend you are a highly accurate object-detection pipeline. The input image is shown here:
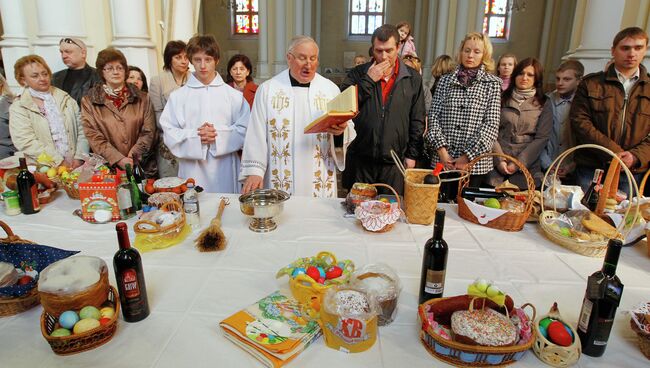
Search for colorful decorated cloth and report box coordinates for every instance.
[0,243,78,297]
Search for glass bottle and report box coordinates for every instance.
[113,222,150,322]
[419,208,448,304]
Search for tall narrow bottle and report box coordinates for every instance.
[132,162,149,203]
[16,157,40,214]
[113,222,150,322]
[183,182,200,228]
[581,169,603,211]
[419,208,448,304]
[577,239,624,357]
[117,174,136,219]
[125,163,142,211]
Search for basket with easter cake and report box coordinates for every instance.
[418,279,536,367]
[38,255,119,355]
[539,144,641,257]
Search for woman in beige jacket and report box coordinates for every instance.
[9,55,89,167]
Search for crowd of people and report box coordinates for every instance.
[0,23,648,198]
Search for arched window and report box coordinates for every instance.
[232,0,259,35]
[482,0,513,39]
[349,0,386,36]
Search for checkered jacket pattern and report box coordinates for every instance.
[424,65,502,175]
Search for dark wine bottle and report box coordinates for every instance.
[419,208,448,304]
[461,187,509,201]
[132,162,149,203]
[16,157,40,214]
[577,238,624,357]
[581,169,603,211]
[113,222,150,322]
[125,164,142,211]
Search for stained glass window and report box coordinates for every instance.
[233,0,259,35]
[349,0,385,36]
[483,0,511,39]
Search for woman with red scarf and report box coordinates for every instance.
[81,48,157,176]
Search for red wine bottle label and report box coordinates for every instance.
[425,269,445,294]
[122,269,140,298]
[30,184,40,210]
[578,298,593,333]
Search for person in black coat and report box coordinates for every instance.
[340,24,425,194]
[51,38,102,107]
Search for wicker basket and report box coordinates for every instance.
[0,221,40,317]
[390,150,443,225]
[134,200,186,239]
[52,178,80,199]
[532,303,581,367]
[355,183,402,232]
[539,144,641,257]
[39,267,110,317]
[418,297,536,367]
[41,286,119,355]
[287,251,355,306]
[631,318,650,360]
[457,153,534,231]
[0,221,39,317]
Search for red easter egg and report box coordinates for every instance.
[99,317,112,326]
[16,275,33,285]
[325,266,343,280]
[306,266,320,281]
[548,321,572,346]
[317,277,325,284]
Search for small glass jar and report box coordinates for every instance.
[2,190,21,215]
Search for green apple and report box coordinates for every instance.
[484,198,501,209]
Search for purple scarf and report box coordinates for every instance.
[457,66,480,87]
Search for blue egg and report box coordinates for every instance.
[58,310,80,330]
[539,325,548,339]
[317,267,326,279]
[291,267,306,278]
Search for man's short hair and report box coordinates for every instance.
[557,60,585,79]
[59,38,87,50]
[371,24,400,46]
[186,34,220,61]
[612,27,649,48]
[287,36,318,54]
[163,40,187,71]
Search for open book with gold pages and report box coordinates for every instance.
[303,85,358,134]
[219,290,322,368]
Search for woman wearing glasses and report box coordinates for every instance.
[9,55,89,167]
[424,32,502,196]
[81,48,157,176]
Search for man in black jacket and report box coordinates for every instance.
[340,24,425,194]
[52,38,101,107]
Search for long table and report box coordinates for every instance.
[1,193,649,367]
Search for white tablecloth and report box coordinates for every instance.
[0,193,649,368]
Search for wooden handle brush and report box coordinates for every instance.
[195,197,229,252]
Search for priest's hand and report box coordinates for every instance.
[198,122,217,144]
[367,60,391,82]
[242,175,263,194]
[327,122,347,136]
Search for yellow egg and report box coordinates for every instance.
[73,318,100,334]
[100,307,115,319]
[46,168,57,178]
[57,165,69,175]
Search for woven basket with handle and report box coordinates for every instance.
[539,144,640,257]
[0,221,40,317]
[457,152,535,232]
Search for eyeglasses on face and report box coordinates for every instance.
[60,38,82,49]
[103,65,125,73]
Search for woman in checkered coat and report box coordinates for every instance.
[424,32,502,189]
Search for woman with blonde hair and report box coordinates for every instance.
[428,54,456,96]
[0,74,16,159]
[424,32,501,195]
[9,55,88,166]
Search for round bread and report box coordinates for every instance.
[0,261,18,287]
[350,183,378,198]
[451,308,517,347]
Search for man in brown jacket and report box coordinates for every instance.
[570,27,650,191]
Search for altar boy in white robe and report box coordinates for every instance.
[240,36,356,197]
[160,34,250,193]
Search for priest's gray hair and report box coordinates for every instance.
[287,36,319,54]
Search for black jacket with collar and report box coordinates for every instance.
[340,58,425,163]
[52,63,102,107]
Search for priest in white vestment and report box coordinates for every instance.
[240,36,356,197]
[160,35,250,193]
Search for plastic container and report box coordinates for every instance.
[350,263,401,326]
[2,190,21,215]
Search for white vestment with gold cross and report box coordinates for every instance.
[240,69,356,197]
